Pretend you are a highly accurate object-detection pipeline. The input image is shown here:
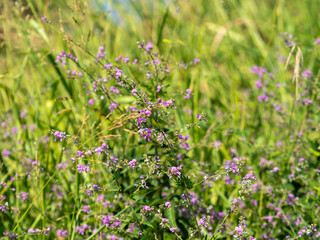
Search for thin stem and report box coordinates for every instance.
[184,188,202,239]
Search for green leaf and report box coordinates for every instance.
[29,19,49,45]
[166,207,177,228]
[143,221,154,229]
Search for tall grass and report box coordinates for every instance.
[0,0,320,239]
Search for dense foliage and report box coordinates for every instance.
[0,0,320,239]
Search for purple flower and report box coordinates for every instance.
[104,63,112,69]
[54,131,67,141]
[132,89,137,96]
[178,135,191,143]
[163,100,175,108]
[170,227,176,232]
[251,66,266,78]
[198,216,208,228]
[128,159,137,170]
[302,99,313,105]
[2,150,10,157]
[77,164,91,173]
[184,89,192,99]
[20,111,27,118]
[263,216,273,222]
[0,203,8,213]
[251,66,259,74]
[302,70,312,78]
[83,205,91,214]
[235,225,243,235]
[143,205,151,211]
[145,42,153,51]
[140,205,152,218]
[75,224,90,235]
[17,192,29,201]
[224,159,241,175]
[257,94,269,102]
[168,165,183,178]
[193,58,200,63]
[96,47,106,62]
[27,228,41,234]
[213,141,222,150]
[88,99,95,105]
[255,80,262,89]
[123,57,129,63]
[95,143,109,155]
[138,128,153,141]
[314,38,320,45]
[110,86,119,94]
[159,217,169,227]
[77,151,85,158]
[165,202,171,208]
[109,103,118,112]
[91,184,101,191]
[197,113,208,122]
[243,173,256,181]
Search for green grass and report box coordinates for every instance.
[0,0,320,239]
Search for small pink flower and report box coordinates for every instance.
[235,225,243,235]
[132,89,137,96]
[145,42,153,51]
[314,38,320,45]
[2,150,10,157]
[128,159,137,170]
[88,99,94,105]
[108,103,117,112]
[271,167,279,173]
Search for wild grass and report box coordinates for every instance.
[0,0,320,239]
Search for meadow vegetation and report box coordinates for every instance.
[0,0,320,239]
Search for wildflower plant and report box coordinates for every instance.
[1,1,320,240]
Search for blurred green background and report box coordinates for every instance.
[1,0,319,164]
